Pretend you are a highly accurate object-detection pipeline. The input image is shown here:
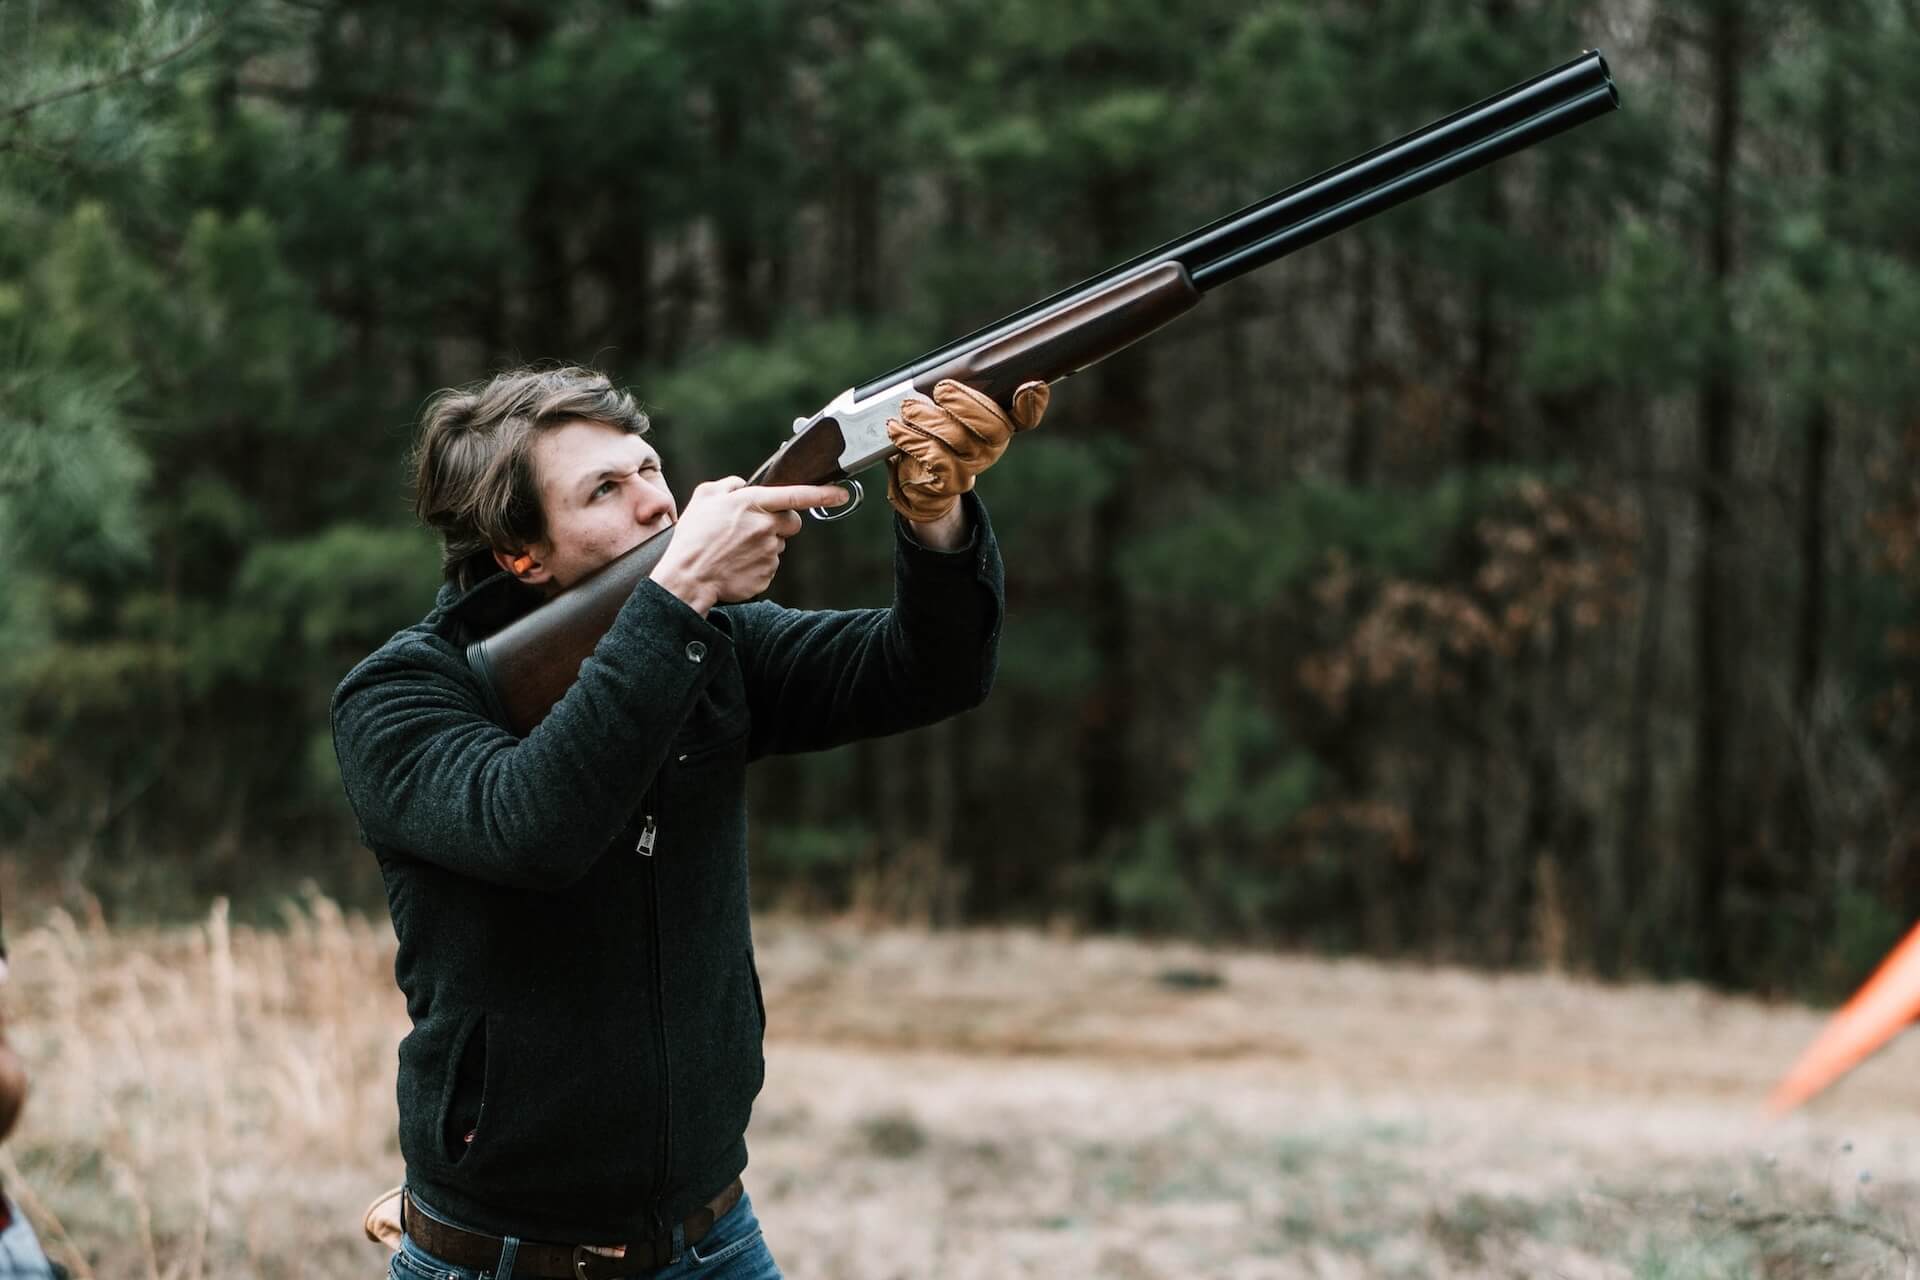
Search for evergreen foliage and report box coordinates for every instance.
[5,0,1919,992]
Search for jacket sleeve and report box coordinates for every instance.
[734,491,1005,760]
[330,578,729,891]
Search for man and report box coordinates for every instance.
[332,365,1045,1279]
[0,928,63,1279]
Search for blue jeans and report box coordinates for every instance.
[389,1190,781,1280]
[0,1201,58,1280]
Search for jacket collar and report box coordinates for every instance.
[438,568,545,643]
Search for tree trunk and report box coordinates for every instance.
[1344,233,1378,487]
[1460,161,1509,952]
[1517,619,1572,966]
[517,173,574,356]
[1078,172,1152,899]
[503,8,570,357]
[1614,400,1668,976]
[594,209,653,367]
[844,165,882,318]
[1786,20,1848,954]
[713,90,768,339]
[1461,170,1505,469]
[1693,0,1743,984]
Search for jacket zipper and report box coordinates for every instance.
[641,790,674,1241]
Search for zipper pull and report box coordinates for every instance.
[635,814,658,857]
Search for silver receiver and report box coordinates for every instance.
[790,374,933,475]
[785,375,934,521]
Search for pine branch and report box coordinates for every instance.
[0,132,89,173]
[234,77,426,118]
[0,13,226,126]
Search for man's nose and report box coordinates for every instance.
[633,477,674,524]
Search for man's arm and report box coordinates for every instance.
[733,491,1003,760]
[331,578,730,891]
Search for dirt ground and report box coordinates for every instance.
[747,924,1920,1279]
[4,903,1918,1278]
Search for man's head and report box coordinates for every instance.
[413,366,676,593]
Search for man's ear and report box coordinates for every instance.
[493,546,551,585]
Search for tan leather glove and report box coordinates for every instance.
[885,378,1049,523]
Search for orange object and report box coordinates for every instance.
[1770,920,1920,1114]
[511,554,534,574]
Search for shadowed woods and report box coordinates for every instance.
[5,1,1920,994]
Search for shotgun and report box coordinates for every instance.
[468,50,1620,735]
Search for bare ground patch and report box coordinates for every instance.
[3,903,1917,1277]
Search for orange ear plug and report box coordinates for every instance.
[511,554,534,575]
[1770,920,1920,1114]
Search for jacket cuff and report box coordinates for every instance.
[892,491,997,579]
[596,576,735,694]
[889,491,1004,637]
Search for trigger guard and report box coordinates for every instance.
[809,478,863,522]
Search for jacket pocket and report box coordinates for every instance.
[674,729,748,770]
[436,1009,488,1164]
[746,947,766,1033]
[671,691,750,769]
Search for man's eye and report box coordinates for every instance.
[592,480,617,499]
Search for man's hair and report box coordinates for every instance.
[412,365,650,590]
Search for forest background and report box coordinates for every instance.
[5,0,1920,998]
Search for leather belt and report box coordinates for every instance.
[401,1179,743,1280]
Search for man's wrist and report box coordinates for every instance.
[904,501,971,551]
[649,564,719,616]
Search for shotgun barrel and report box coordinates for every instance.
[856,50,1617,399]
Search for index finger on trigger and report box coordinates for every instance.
[744,484,851,513]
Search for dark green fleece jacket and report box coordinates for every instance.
[330,495,1002,1244]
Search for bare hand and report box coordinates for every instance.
[650,477,847,613]
[0,999,24,1144]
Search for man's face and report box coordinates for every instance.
[497,419,677,591]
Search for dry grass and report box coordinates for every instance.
[4,897,1920,1278]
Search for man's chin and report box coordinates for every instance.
[551,523,675,593]
[616,521,673,562]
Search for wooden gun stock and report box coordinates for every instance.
[465,528,676,736]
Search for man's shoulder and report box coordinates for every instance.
[333,604,472,708]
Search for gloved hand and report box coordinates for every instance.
[885,378,1049,523]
